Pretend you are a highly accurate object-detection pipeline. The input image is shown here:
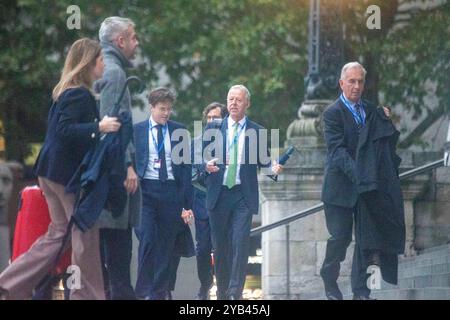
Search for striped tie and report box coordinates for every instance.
[225,123,239,189]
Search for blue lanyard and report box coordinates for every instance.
[150,123,168,155]
[340,93,365,126]
[227,119,247,154]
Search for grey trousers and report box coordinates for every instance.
[0,177,105,300]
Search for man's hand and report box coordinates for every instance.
[181,209,194,225]
[206,158,219,173]
[272,160,284,175]
[99,115,121,133]
[124,166,138,194]
[444,143,450,167]
[383,106,391,118]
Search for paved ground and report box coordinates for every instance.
[130,224,200,300]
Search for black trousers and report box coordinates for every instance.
[135,180,184,299]
[320,203,370,297]
[101,227,135,300]
[208,185,252,299]
[193,189,213,293]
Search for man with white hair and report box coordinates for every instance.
[95,16,140,300]
[320,62,391,300]
[204,85,283,300]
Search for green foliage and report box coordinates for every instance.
[0,0,448,162]
[379,4,450,118]
[130,0,309,135]
[0,0,122,161]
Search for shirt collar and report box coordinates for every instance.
[228,116,247,129]
[149,116,167,129]
[100,41,133,69]
[341,93,363,108]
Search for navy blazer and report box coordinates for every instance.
[321,98,375,208]
[134,119,193,210]
[34,87,100,186]
[202,115,271,215]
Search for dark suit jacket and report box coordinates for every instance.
[134,119,193,210]
[34,87,99,186]
[321,98,375,208]
[202,115,271,215]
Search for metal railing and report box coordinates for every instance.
[250,157,445,298]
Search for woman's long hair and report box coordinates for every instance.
[52,38,101,101]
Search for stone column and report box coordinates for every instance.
[260,99,330,299]
[259,0,344,299]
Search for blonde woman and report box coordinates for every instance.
[0,38,121,300]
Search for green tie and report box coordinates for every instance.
[225,122,239,189]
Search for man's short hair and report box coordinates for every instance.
[228,84,251,105]
[340,62,367,80]
[202,102,227,121]
[148,87,176,107]
[99,16,135,43]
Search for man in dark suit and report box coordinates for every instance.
[133,87,194,300]
[192,102,228,300]
[203,85,283,300]
[320,62,390,300]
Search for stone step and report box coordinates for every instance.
[309,287,450,300]
[400,244,450,267]
[303,246,450,300]
[326,272,450,296]
[419,244,450,255]
[370,288,450,300]
[399,262,450,278]
[403,273,450,289]
[400,254,450,270]
[353,271,450,291]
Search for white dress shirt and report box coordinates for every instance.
[222,116,247,186]
[144,116,175,180]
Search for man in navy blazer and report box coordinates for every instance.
[320,62,390,300]
[203,85,283,300]
[133,87,194,300]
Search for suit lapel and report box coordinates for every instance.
[244,118,253,166]
[338,99,360,134]
[142,121,150,172]
[135,121,150,178]
[168,120,175,150]
[221,116,228,168]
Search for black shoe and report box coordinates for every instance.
[322,281,343,300]
[165,291,173,300]
[325,290,343,300]
[195,291,209,300]
[0,287,8,300]
[217,292,227,300]
[353,295,376,300]
[227,294,240,300]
